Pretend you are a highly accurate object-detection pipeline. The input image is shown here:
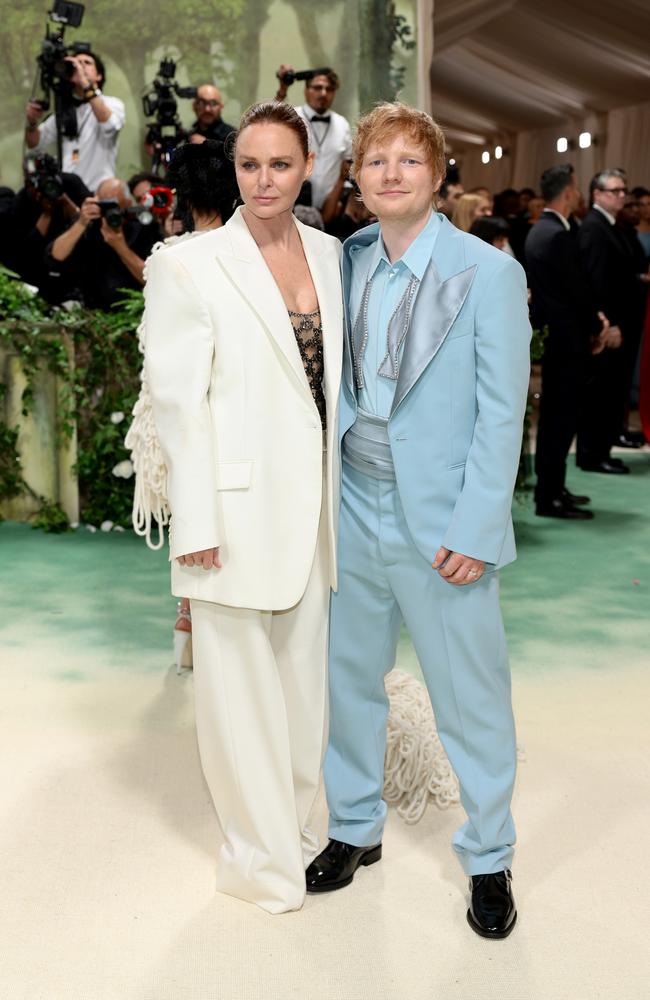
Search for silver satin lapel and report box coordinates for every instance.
[342,253,355,395]
[390,262,477,416]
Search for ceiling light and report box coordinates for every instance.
[482,151,490,164]
[495,145,503,160]
[556,137,568,153]
[449,158,456,165]
[579,132,592,149]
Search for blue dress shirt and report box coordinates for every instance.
[348,211,441,417]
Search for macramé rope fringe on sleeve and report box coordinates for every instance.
[124,232,202,550]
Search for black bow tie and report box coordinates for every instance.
[310,115,331,123]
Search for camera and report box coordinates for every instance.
[143,58,197,174]
[97,198,123,230]
[33,1,90,158]
[278,67,331,87]
[24,153,65,201]
[37,2,89,106]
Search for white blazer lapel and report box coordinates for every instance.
[216,208,312,399]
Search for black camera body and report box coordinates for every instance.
[33,1,90,159]
[279,67,331,87]
[143,58,197,174]
[24,153,65,202]
[37,1,89,106]
[97,198,123,231]
[97,198,161,230]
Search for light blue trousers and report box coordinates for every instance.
[324,461,517,875]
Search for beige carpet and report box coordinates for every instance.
[2,627,649,1000]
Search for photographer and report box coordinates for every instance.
[47,177,159,309]
[188,85,235,144]
[25,51,125,193]
[3,154,90,302]
[275,64,352,211]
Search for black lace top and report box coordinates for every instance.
[288,308,326,431]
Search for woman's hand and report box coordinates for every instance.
[177,547,222,570]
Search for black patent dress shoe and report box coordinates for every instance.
[305,838,382,893]
[579,460,630,475]
[467,870,517,939]
[615,433,643,449]
[561,487,590,506]
[536,498,594,519]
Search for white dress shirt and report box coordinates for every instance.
[296,105,352,210]
[34,93,125,193]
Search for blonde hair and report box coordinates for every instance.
[452,193,483,233]
[351,101,446,186]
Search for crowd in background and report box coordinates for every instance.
[0,51,648,520]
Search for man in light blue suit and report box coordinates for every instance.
[306,103,531,939]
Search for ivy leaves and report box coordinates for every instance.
[0,267,143,530]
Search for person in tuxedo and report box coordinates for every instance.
[305,102,531,939]
[525,164,611,518]
[143,101,343,914]
[577,170,639,472]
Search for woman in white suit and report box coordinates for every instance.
[144,101,343,914]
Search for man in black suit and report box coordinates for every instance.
[576,169,640,473]
[525,164,609,518]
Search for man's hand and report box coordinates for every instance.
[275,63,294,100]
[26,99,44,126]
[78,197,101,228]
[177,547,222,570]
[432,546,485,586]
[605,325,623,350]
[100,218,126,246]
[592,311,609,355]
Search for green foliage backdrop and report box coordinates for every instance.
[0,0,418,190]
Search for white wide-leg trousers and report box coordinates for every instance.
[190,486,329,914]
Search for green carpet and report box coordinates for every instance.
[1,454,648,677]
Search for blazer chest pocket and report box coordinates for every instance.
[217,460,253,491]
[445,320,473,342]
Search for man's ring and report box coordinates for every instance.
[468,569,478,576]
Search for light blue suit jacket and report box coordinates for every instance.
[340,214,532,569]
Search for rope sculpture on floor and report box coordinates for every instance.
[384,669,460,823]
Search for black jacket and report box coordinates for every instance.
[577,207,639,330]
[525,211,600,357]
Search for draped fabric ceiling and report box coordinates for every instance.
[426,0,650,190]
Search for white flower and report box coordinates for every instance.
[113,525,126,533]
[85,524,97,533]
[22,282,39,296]
[70,521,79,530]
[100,520,114,532]
[112,459,134,479]
[110,411,125,424]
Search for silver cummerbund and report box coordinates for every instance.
[342,407,395,480]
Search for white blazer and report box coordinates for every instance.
[144,207,343,610]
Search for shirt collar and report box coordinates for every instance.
[543,208,571,232]
[594,203,616,226]
[368,211,440,281]
[302,105,330,122]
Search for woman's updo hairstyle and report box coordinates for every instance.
[234,100,310,159]
[166,140,238,231]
